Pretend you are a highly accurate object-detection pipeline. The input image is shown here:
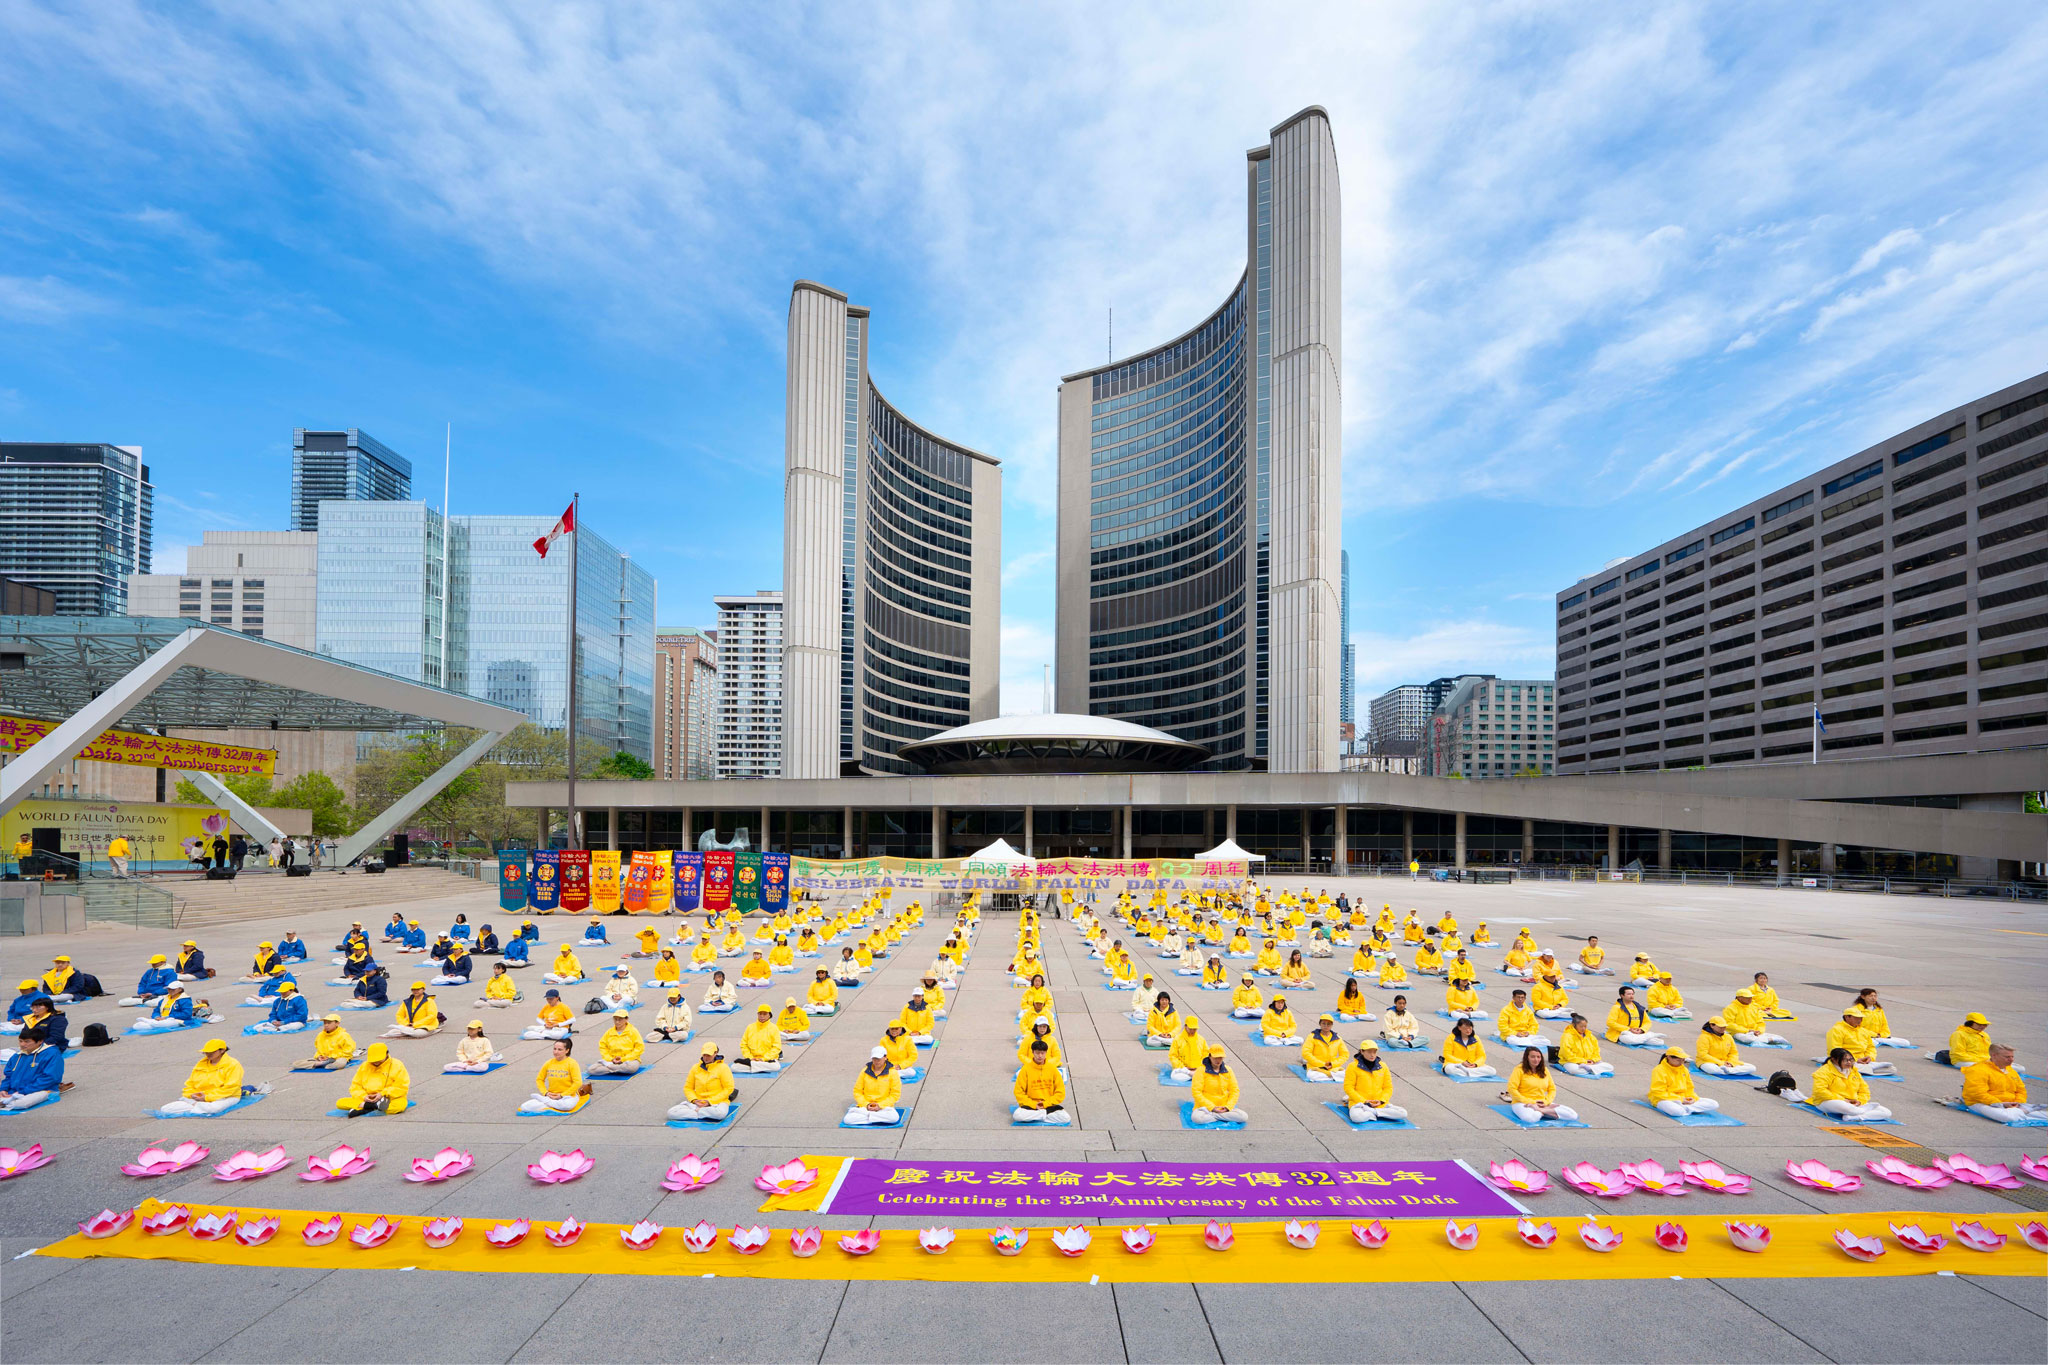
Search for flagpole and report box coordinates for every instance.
[566,492,580,850]
[1812,703,1820,765]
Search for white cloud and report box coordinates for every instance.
[0,274,105,323]
[998,616,1055,716]
[1001,547,1052,587]
[1350,620,1555,696]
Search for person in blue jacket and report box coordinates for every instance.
[120,955,179,1007]
[381,913,407,942]
[340,946,377,981]
[175,941,209,979]
[0,1029,64,1110]
[276,932,309,963]
[246,966,297,1005]
[132,983,198,1032]
[502,935,532,966]
[401,921,429,952]
[449,914,472,941]
[4,980,42,1032]
[432,947,473,985]
[517,920,541,944]
[473,924,502,955]
[579,919,609,946]
[19,1000,67,1051]
[250,981,310,1033]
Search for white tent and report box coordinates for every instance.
[1191,838,1265,862]
[965,837,1032,866]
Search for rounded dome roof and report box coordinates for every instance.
[897,713,1209,774]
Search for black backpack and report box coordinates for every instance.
[81,1022,114,1047]
[584,997,606,1014]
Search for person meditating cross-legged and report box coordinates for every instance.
[1502,1047,1578,1124]
[1793,1047,1892,1122]
[1261,996,1303,1046]
[383,983,442,1039]
[522,989,576,1041]
[1166,1015,1204,1081]
[1495,990,1548,1048]
[1694,1018,1756,1076]
[776,997,811,1041]
[250,980,309,1033]
[443,1020,501,1073]
[1720,988,1786,1046]
[1605,987,1664,1048]
[898,991,937,1045]
[1647,1046,1719,1117]
[477,962,521,1009]
[1531,974,1573,1021]
[650,989,692,1042]
[1440,1018,1496,1078]
[1556,1013,1613,1077]
[1940,1011,1991,1068]
[337,1043,410,1115]
[1189,1045,1247,1125]
[120,954,178,1007]
[844,1047,902,1126]
[1335,977,1374,1023]
[1379,995,1425,1049]
[543,946,585,985]
[1825,1008,1897,1076]
[1230,975,1264,1020]
[518,1038,589,1115]
[292,1014,359,1071]
[1646,973,1691,1020]
[590,1010,644,1075]
[131,982,198,1033]
[1013,1039,1072,1124]
[1343,1039,1407,1123]
[1301,1014,1347,1080]
[668,1039,736,1123]
[1962,1044,2044,1124]
[1849,989,1912,1048]
[1144,992,1180,1046]
[733,1004,784,1073]
[0,1028,63,1111]
[157,1039,247,1116]
[702,971,739,1013]
[805,969,839,1016]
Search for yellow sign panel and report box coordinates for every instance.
[1,797,230,864]
[0,714,276,778]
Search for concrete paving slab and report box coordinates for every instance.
[510,1274,842,1362]
[1715,1274,2048,1364]
[821,1281,1122,1363]
[1462,1277,1831,1362]
[0,1256,330,1362]
[1113,1281,1225,1363]
[196,1268,583,1364]
[1197,1281,1525,1363]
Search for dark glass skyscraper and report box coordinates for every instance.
[291,428,412,532]
[0,442,153,616]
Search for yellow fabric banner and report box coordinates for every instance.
[646,851,674,913]
[0,797,228,865]
[588,851,622,913]
[0,713,275,776]
[36,1199,2041,1285]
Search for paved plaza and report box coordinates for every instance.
[2,875,2044,1363]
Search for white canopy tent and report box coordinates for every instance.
[964,837,1031,866]
[1191,838,1265,862]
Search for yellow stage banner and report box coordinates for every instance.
[0,797,228,864]
[35,1199,2042,1285]
[588,850,622,913]
[0,713,275,777]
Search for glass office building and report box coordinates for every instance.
[0,443,153,616]
[291,429,413,532]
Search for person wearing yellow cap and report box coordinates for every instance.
[632,924,662,959]
[1694,1017,1756,1077]
[1720,989,1786,1046]
[1792,1047,1892,1123]
[42,955,99,1003]
[590,1010,645,1075]
[733,1003,784,1073]
[1301,1015,1347,1080]
[544,945,586,984]
[249,980,309,1032]
[516,1038,588,1114]
[443,1019,501,1073]
[1153,1013,1202,1080]
[649,988,692,1042]
[242,963,298,1007]
[1340,1039,1406,1123]
[667,1038,734,1122]
[336,1042,411,1114]
[775,996,811,1041]
[381,982,442,1038]
[175,940,210,980]
[293,1014,359,1070]
[845,1047,903,1126]
[1503,1046,1579,1124]
[1228,974,1263,1020]
[1940,1012,1991,1068]
[159,1039,247,1116]
[738,949,773,985]
[1013,1038,1072,1124]
[1626,953,1659,988]
[1824,1008,1895,1076]
[1188,1044,1246,1125]
[4,980,44,1034]
[804,968,838,1017]
[1646,973,1691,1020]
[241,942,283,982]
[120,955,179,1007]
[398,920,428,953]
[1647,1047,1719,1117]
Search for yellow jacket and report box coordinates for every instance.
[1414,944,1443,971]
[852,1066,902,1109]
[691,941,717,965]
[740,1019,782,1062]
[313,1026,357,1060]
[1631,957,1659,979]
[684,1060,734,1105]
[1948,1026,1990,1066]
[1696,1029,1740,1068]
[1750,985,1784,1013]
[1809,1063,1869,1106]
[1378,960,1408,985]
[768,943,794,968]
[1281,962,1311,985]
[535,1001,573,1029]
[1351,946,1375,973]
[1020,1034,1066,1068]
[882,1033,918,1070]
[485,973,518,1001]
[346,1057,412,1110]
[183,1055,245,1103]
[636,928,661,952]
[1446,984,1480,1013]
[1018,985,1053,1017]
[1506,1067,1555,1105]
[1166,1029,1204,1071]
[1204,960,1228,985]
[1825,1021,1876,1061]
[776,1005,807,1032]
[1531,981,1569,1012]
[1254,946,1282,972]
[899,1003,936,1034]
[1647,983,1685,1011]
[1232,984,1263,1011]
[1301,1031,1347,1072]
[1577,945,1603,967]
[551,949,583,977]
[1014,1060,1067,1108]
[1448,959,1477,985]
[1856,1004,1893,1037]
[1191,1067,1240,1111]
[807,978,839,1008]
[1646,1063,1696,1104]
[1721,998,1763,1033]
[1558,1027,1602,1065]
[1261,1008,1299,1040]
[740,958,772,981]
[653,956,681,984]
[1605,1002,1650,1040]
[1442,1036,1487,1068]
[1496,1005,1538,1038]
[1344,1061,1392,1107]
[1963,1064,2028,1106]
[394,995,439,1029]
[599,1024,644,1065]
[719,930,745,953]
[1336,990,1369,1016]
[1504,946,1530,970]
[1146,1007,1180,1037]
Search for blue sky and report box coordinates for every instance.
[5,3,2045,715]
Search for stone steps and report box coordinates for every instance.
[150,866,491,929]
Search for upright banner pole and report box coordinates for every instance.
[566,492,580,850]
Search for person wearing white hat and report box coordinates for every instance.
[843,1047,902,1126]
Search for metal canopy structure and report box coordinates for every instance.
[897,713,1211,775]
[0,616,525,864]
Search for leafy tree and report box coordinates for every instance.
[174,773,275,807]
[593,748,654,780]
[271,771,354,836]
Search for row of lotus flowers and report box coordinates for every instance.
[73,1208,2048,1259]
[0,1144,799,1191]
[1485,1154,2038,1198]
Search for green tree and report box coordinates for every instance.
[271,771,354,836]
[593,748,654,779]
[174,773,275,807]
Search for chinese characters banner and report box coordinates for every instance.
[558,849,591,912]
[760,851,790,912]
[588,851,621,913]
[702,850,734,913]
[497,853,528,910]
[790,855,1251,894]
[672,851,702,913]
[528,849,561,910]
[0,713,277,777]
[733,850,762,913]
[792,1158,1517,1222]
[621,851,657,912]
[646,850,674,913]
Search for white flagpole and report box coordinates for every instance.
[440,423,451,689]
[566,493,580,849]
[1811,704,1820,765]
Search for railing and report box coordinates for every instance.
[80,877,181,929]
[1269,861,2045,900]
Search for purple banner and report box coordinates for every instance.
[815,1158,1517,1220]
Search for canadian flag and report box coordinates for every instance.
[533,502,574,558]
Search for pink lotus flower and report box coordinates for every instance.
[1487,1159,1549,1194]
[1888,1222,1944,1253]
[989,1227,1027,1255]
[1579,1220,1624,1253]
[1678,1159,1750,1194]
[1203,1220,1234,1251]
[1865,1156,1951,1190]
[1620,1159,1689,1197]
[728,1225,771,1255]
[234,1216,279,1247]
[790,1227,822,1257]
[1951,1220,2008,1253]
[1655,1221,1688,1252]
[1935,1153,2024,1190]
[2016,1222,2048,1253]
[2020,1155,2048,1185]
[301,1145,374,1183]
[1121,1226,1156,1254]
[527,1149,594,1184]
[79,1208,134,1239]
[1352,1220,1391,1249]
[485,1220,531,1248]
[1445,1220,1479,1250]
[662,1153,723,1192]
[189,1212,236,1241]
[122,1141,209,1177]
[1726,1220,1772,1253]
[1784,1158,1860,1193]
[620,1220,663,1250]
[350,1217,398,1249]
[755,1158,817,1196]
[422,1216,463,1248]
[1516,1218,1557,1248]
[1834,1229,1884,1262]
[680,1220,719,1253]
[301,1215,342,1246]
[838,1230,882,1256]
[1052,1226,1093,1256]
[213,1146,288,1181]
[1559,1161,1632,1198]
[403,1148,474,1183]
[1283,1220,1319,1250]
[545,1218,584,1247]
[141,1206,191,1236]
[918,1227,955,1254]
[0,1144,50,1180]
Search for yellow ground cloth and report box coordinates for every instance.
[36,1199,2042,1284]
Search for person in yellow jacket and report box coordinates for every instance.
[897,990,937,1044]
[739,949,773,985]
[1280,949,1312,988]
[1013,1040,1071,1124]
[1377,955,1409,988]
[1252,938,1283,975]
[1627,952,1659,986]
[796,926,821,956]
[1413,937,1446,976]
[918,974,948,1018]
[767,937,795,971]
[590,1010,645,1075]
[1825,1008,1896,1075]
[1794,1047,1892,1122]
[1942,1011,1991,1068]
[518,1038,588,1115]
[1646,973,1691,1020]
[544,946,585,984]
[382,983,442,1038]
[1502,1047,1579,1124]
[650,949,682,987]
[718,926,746,957]
[1471,922,1492,946]
[159,1039,247,1115]
[1341,1040,1406,1123]
[1203,955,1230,988]
[1531,974,1572,1020]
[1401,913,1425,944]
[1447,950,1478,989]
[522,988,576,1040]
[1229,975,1265,1020]
[1301,1015,1347,1080]
[339,1042,412,1116]
[1963,1044,2044,1124]
[734,1004,784,1073]
[1445,981,1487,1021]
[1849,989,1912,1048]
[632,925,661,958]
[804,968,839,1016]
[1226,929,1253,956]
[881,1021,920,1074]
[1189,1045,1246,1125]
[1440,1018,1496,1078]
[1021,1015,1064,1070]
[1165,1015,1206,1081]
[1647,1047,1719,1117]
[689,935,718,968]
[667,1038,735,1122]
[1720,989,1786,1046]
[1555,1012,1613,1077]
[1018,973,1053,1023]
[1495,989,1549,1048]
[477,962,522,1008]
[1350,941,1379,976]
[774,996,811,1041]
[1695,1018,1756,1077]
[1335,977,1375,1023]
[1575,936,1611,975]
[444,1018,502,1073]
[1501,941,1532,976]
[1261,996,1303,1046]
[1749,972,1793,1019]
[1604,987,1664,1047]
[292,1014,360,1071]
[844,1047,903,1125]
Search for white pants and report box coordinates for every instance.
[1559,1061,1613,1077]
[118,996,159,1007]
[1734,1031,1786,1046]
[1872,1035,1914,1048]
[1348,1103,1408,1122]
[804,1004,835,1015]
[731,1058,781,1073]
[521,1026,571,1040]
[1443,1063,1497,1078]
[1169,1066,1194,1080]
[1618,1030,1665,1047]
[430,974,469,986]
[833,972,861,984]
[1381,1035,1426,1049]
[1511,1103,1579,1123]
[158,1096,238,1116]
[110,856,129,877]
[843,1106,900,1125]
[588,1059,640,1075]
[779,1030,812,1042]
[130,1017,187,1033]
[518,1092,580,1114]
[1013,1106,1071,1125]
[1265,1034,1301,1046]
[1648,1008,1690,1019]
[542,973,581,984]
[382,1025,434,1038]
[1231,1008,1260,1018]
[1854,1059,1898,1076]
[909,1033,933,1046]
[1656,1097,1720,1116]
[250,1021,305,1033]
[1189,1107,1246,1125]
[1700,1061,1757,1076]
[443,1055,501,1073]
[1535,1008,1573,1020]
[1500,1032,1551,1048]
[0,1090,52,1110]
[1970,1102,2048,1124]
[1447,1009,1488,1020]
[1337,1012,1376,1023]
[1818,1098,1893,1122]
[667,1100,730,1121]
[477,996,521,1008]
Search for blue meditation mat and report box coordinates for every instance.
[146,1091,267,1120]
[915,1038,937,1050]
[123,1019,210,1037]
[685,965,714,973]
[288,1059,358,1073]
[543,977,590,986]
[699,1004,738,1014]
[839,1104,911,1129]
[439,1061,508,1074]
[1278,983,1315,991]
[1938,1097,2048,1127]
[733,1065,788,1079]
[1431,1063,1499,1084]
[1225,952,1256,959]
[1199,983,1230,992]
[239,1023,311,1037]
[648,1031,695,1045]
[1435,1010,1490,1022]
[1102,982,1135,992]
[1554,1066,1615,1080]
[1787,1100,1901,1125]
[1736,1038,1792,1049]
[1324,1101,1417,1130]
[0,1091,60,1115]
[1688,1063,1762,1081]
[1286,1063,1341,1084]
[516,1094,592,1116]
[1334,1013,1376,1024]
[235,1001,280,1009]
[1486,1102,1589,1130]
[1630,1098,1744,1127]
[1177,1100,1245,1130]
[585,1066,644,1080]
[1249,1031,1302,1047]
[898,1067,923,1083]
[1157,1064,1192,1087]
[665,1103,741,1131]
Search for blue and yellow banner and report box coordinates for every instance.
[761,851,790,912]
[528,849,561,911]
[497,853,528,910]
[673,850,703,913]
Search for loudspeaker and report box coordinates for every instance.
[30,827,62,857]
[388,833,410,867]
[286,865,312,878]
[363,860,386,875]
[205,867,237,881]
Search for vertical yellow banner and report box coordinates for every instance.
[589,850,621,913]
[646,851,674,913]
